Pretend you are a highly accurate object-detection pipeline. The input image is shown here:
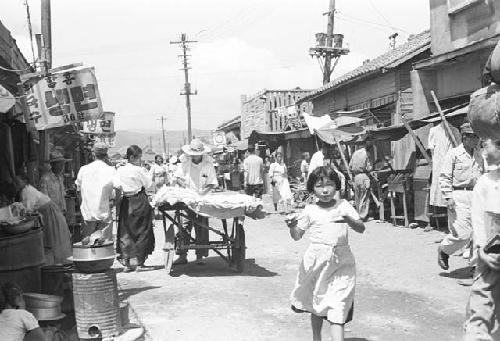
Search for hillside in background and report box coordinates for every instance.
[111,129,212,156]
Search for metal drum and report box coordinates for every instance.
[72,270,121,340]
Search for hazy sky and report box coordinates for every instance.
[3,0,429,132]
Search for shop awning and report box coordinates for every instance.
[248,128,311,147]
[230,139,248,151]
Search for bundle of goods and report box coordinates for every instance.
[0,203,40,235]
[468,41,500,140]
[152,186,265,219]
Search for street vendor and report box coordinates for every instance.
[75,142,116,242]
[14,173,72,265]
[349,140,374,221]
[39,151,69,214]
[172,138,218,265]
[149,155,169,193]
[438,122,483,271]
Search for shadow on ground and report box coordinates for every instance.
[118,285,161,302]
[439,266,473,280]
[170,257,278,277]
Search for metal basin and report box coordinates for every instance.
[72,241,115,261]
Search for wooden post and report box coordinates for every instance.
[334,138,352,181]
[402,120,432,166]
[40,0,52,167]
[430,91,458,147]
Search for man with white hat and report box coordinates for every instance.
[75,142,117,242]
[172,138,218,265]
[438,122,484,272]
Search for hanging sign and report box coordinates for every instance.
[23,67,103,130]
[212,131,227,146]
[82,111,115,135]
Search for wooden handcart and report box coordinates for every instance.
[158,202,246,274]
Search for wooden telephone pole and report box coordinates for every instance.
[157,116,167,158]
[309,0,349,85]
[170,33,197,142]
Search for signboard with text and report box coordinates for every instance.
[23,67,103,130]
[82,111,115,135]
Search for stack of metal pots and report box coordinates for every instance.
[71,242,122,340]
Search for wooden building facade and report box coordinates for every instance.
[298,31,431,169]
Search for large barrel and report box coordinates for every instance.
[72,270,121,339]
[0,228,44,292]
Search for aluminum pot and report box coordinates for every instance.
[72,241,115,261]
[23,293,63,309]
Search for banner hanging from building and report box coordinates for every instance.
[23,67,103,130]
[81,111,115,135]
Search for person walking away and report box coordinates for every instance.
[172,139,218,265]
[114,145,154,272]
[270,152,293,213]
[463,137,500,340]
[349,140,374,221]
[15,173,72,265]
[39,151,69,214]
[75,142,116,242]
[286,166,366,341]
[438,122,483,271]
[0,282,45,341]
[301,152,311,182]
[243,145,264,198]
[149,155,168,193]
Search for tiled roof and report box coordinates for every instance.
[217,115,241,130]
[299,30,431,103]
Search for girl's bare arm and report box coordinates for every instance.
[343,215,365,233]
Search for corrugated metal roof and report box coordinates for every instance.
[299,30,431,103]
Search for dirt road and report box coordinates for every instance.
[117,197,472,341]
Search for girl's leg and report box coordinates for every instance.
[311,314,323,341]
[329,322,344,341]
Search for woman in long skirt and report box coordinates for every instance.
[114,145,155,272]
[15,174,72,265]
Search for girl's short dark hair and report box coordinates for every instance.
[307,166,341,193]
[155,155,163,162]
[126,145,142,160]
[0,282,22,311]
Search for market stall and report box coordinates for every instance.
[152,187,265,274]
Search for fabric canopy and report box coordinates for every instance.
[303,112,365,144]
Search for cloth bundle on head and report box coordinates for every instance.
[92,141,110,153]
[459,122,474,135]
[468,83,500,140]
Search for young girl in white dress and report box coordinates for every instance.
[286,166,366,341]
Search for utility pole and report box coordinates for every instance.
[157,116,167,158]
[309,0,349,85]
[170,33,197,142]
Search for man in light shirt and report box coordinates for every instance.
[437,122,483,271]
[75,142,117,242]
[243,145,264,198]
[173,139,218,265]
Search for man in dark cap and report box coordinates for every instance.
[438,122,484,271]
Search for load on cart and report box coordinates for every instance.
[152,187,265,274]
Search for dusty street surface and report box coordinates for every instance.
[116,196,472,341]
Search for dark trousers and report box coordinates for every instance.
[245,184,264,199]
[177,210,209,258]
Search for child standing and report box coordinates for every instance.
[0,282,45,341]
[286,166,365,341]
[464,138,500,341]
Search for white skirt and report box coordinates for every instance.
[290,243,355,324]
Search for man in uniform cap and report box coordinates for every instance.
[75,142,117,242]
[438,122,483,272]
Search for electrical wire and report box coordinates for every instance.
[336,12,410,34]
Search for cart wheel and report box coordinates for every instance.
[232,224,246,273]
